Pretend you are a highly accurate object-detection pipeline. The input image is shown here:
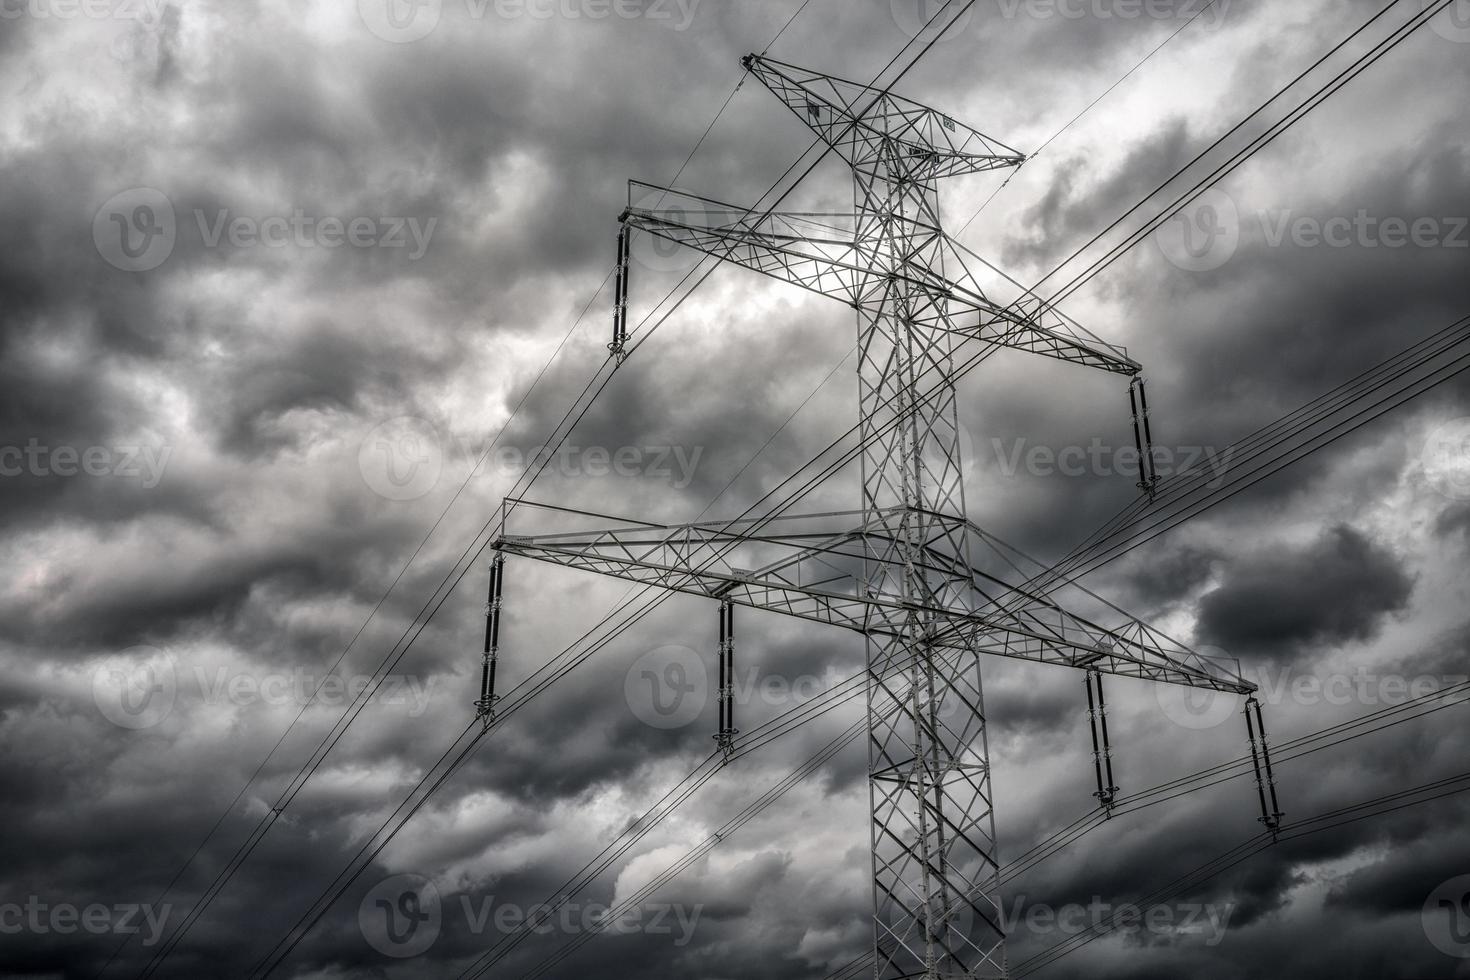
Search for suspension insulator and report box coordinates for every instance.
[609,226,631,363]
[476,551,506,728]
[1085,670,1119,812]
[1245,696,1284,836]
[715,599,737,760]
[1129,377,1159,500]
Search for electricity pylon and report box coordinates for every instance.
[487,55,1258,979]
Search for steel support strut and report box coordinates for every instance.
[1245,697,1285,836]
[476,550,506,729]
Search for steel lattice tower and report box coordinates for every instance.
[484,56,1261,979]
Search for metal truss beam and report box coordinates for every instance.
[496,502,1254,694]
[622,183,1140,377]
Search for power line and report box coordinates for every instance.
[228,4,984,974]
[955,0,1221,237]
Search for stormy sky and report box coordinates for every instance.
[3,0,1470,977]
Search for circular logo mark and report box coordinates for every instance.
[359,874,442,958]
[358,0,443,43]
[1155,188,1240,273]
[92,646,177,730]
[624,645,707,730]
[890,0,974,42]
[93,187,176,272]
[1422,418,1470,502]
[625,187,744,274]
[1154,651,1244,730]
[359,416,444,501]
[1423,875,1470,958]
[1428,0,1470,43]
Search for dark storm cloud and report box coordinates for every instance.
[1195,524,1414,659]
[3,1,1470,979]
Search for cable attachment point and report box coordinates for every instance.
[608,225,632,365]
[476,551,507,731]
[1085,670,1119,814]
[1245,696,1285,838]
[714,599,738,762]
[1129,376,1160,501]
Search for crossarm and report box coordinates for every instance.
[496,504,1255,694]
